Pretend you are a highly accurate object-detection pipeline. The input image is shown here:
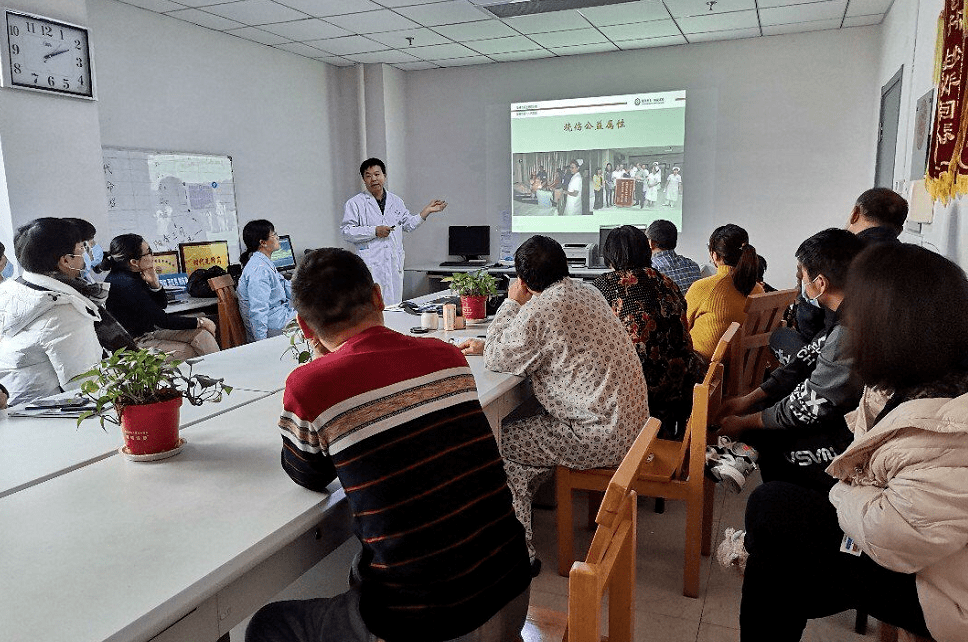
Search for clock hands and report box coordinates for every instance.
[43,47,70,61]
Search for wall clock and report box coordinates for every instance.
[1,9,95,99]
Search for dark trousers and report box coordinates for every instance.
[740,482,930,642]
[740,423,853,493]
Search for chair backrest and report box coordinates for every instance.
[726,288,797,397]
[207,274,247,349]
[568,417,659,642]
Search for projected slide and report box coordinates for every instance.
[510,91,685,234]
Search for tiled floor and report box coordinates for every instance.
[528,471,882,642]
[234,472,883,641]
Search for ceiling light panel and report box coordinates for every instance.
[262,19,351,40]
[677,9,758,33]
[502,10,590,33]
[580,1,669,27]
[203,0,307,25]
[759,0,847,25]
[433,19,518,40]
[326,10,423,34]
[395,1,493,26]
[599,18,681,40]
[528,27,608,47]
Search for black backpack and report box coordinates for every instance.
[186,265,227,298]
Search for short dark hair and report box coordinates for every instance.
[845,243,968,390]
[240,219,275,265]
[514,235,569,292]
[14,218,82,274]
[292,248,375,338]
[646,219,678,250]
[603,226,651,270]
[359,158,386,177]
[98,233,146,273]
[795,228,866,290]
[855,188,908,234]
[64,218,97,242]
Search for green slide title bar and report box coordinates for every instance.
[511,106,685,153]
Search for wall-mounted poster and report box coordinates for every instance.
[911,89,934,181]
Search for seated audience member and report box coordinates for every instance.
[739,243,968,642]
[756,254,776,292]
[646,219,702,294]
[685,224,764,361]
[247,249,531,642]
[592,225,703,435]
[237,219,296,341]
[0,239,11,282]
[100,234,219,360]
[771,188,909,364]
[64,217,104,283]
[717,229,866,491]
[459,235,649,564]
[0,218,102,405]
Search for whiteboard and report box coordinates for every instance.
[101,148,241,263]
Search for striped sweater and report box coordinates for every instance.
[279,325,531,642]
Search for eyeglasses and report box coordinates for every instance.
[138,250,154,259]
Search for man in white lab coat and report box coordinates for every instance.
[341,158,447,306]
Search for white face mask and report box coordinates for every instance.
[1,258,13,279]
[801,276,822,308]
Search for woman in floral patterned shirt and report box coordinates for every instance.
[593,225,704,436]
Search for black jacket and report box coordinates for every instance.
[104,269,196,337]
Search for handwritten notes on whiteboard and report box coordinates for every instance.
[101,148,241,263]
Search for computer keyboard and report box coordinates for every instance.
[439,261,488,267]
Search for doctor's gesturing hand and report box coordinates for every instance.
[419,199,448,220]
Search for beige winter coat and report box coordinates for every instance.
[827,387,968,642]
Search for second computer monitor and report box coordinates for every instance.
[271,234,297,272]
[448,225,490,262]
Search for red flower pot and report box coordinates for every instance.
[119,396,182,455]
[460,295,487,320]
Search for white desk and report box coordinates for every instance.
[184,335,296,393]
[167,297,218,314]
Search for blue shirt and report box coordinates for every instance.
[651,249,702,296]
[237,252,296,341]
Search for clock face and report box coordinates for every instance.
[2,11,95,99]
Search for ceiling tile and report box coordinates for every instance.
[762,17,842,33]
[464,35,542,54]
[600,18,681,41]
[276,0,381,16]
[676,9,758,33]
[274,41,329,56]
[434,55,493,66]
[433,20,517,41]
[687,26,761,41]
[616,34,687,48]
[845,0,892,16]
[581,1,669,27]
[757,0,821,6]
[760,1,847,26]
[381,0,452,6]
[325,9,422,34]
[393,61,441,71]
[549,42,620,56]
[163,8,245,30]
[407,42,479,59]
[528,28,608,48]
[366,28,452,48]
[345,49,419,63]
[226,26,291,44]
[306,35,388,54]
[665,0,757,18]
[502,10,589,34]
[489,49,556,62]
[118,0,186,12]
[395,1,490,26]
[313,55,355,66]
[203,0,306,25]
[262,18,349,40]
[168,0,229,6]
[842,13,882,25]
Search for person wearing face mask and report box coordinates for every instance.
[100,234,219,360]
[716,229,867,491]
[63,218,105,283]
[0,218,103,406]
[237,219,296,342]
[0,239,13,282]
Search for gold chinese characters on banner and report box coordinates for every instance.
[927,0,968,202]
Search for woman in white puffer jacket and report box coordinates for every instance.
[0,218,102,406]
[739,243,968,642]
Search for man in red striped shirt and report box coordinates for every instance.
[246,249,531,642]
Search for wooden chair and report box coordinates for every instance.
[725,288,797,398]
[879,622,936,642]
[556,327,734,598]
[207,274,247,349]
[523,417,661,642]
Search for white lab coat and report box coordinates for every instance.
[341,190,424,306]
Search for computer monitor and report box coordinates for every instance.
[178,240,230,274]
[448,226,490,262]
[270,234,297,272]
[153,251,180,275]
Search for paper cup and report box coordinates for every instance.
[421,311,439,330]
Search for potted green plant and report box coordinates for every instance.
[442,270,499,322]
[75,348,232,459]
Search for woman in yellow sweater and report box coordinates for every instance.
[685,224,763,359]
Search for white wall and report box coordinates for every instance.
[401,28,881,289]
[89,0,346,254]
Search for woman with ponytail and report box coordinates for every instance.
[101,233,219,360]
[685,223,763,360]
[237,219,296,341]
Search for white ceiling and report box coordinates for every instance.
[117,0,893,69]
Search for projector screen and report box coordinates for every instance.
[510,90,685,234]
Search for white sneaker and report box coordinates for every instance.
[705,437,758,492]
